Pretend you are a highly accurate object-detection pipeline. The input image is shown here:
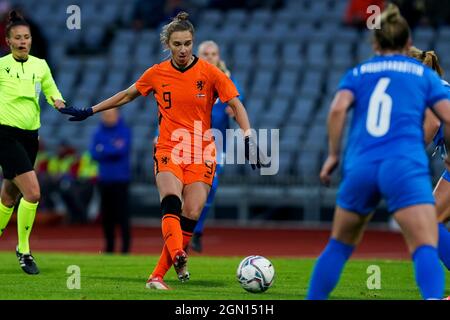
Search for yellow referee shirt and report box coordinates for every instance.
[0,53,64,130]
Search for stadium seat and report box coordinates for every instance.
[280,43,303,69]
[256,43,279,69]
[250,70,275,98]
[250,9,272,26]
[199,10,223,29]
[275,69,299,97]
[306,42,328,69]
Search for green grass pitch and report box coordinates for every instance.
[0,251,448,300]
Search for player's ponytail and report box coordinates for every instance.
[409,46,444,77]
[217,60,231,77]
[373,3,410,51]
[6,10,29,38]
[160,11,195,50]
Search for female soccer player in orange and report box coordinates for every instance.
[410,47,450,272]
[60,12,264,290]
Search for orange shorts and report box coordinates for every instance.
[153,150,216,186]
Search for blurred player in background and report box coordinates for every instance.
[307,4,450,300]
[409,46,450,272]
[90,108,132,254]
[60,12,265,290]
[0,11,65,274]
[189,40,245,252]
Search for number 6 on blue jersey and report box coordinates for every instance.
[366,78,392,137]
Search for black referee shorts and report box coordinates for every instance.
[0,125,39,180]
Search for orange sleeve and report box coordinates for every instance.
[135,65,156,96]
[210,65,239,103]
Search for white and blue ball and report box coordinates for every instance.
[236,255,275,293]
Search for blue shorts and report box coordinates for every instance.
[442,170,450,182]
[337,158,435,215]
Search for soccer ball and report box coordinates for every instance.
[236,255,275,293]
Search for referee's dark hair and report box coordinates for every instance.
[6,10,30,38]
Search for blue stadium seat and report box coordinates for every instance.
[274,9,297,26]
[199,10,223,29]
[249,70,275,98]
[224,9,248,28]
[334,27,360,45]
[330,42,354,69]
[98,3,120,26]
[78,70,104,91]
[256,43,279,69]
[250,9,272,26]
[326,70,344,94]
[275,69,299,97]
[236,23,268,44]
[232,69,250,93]
[296,150,321,184]
[435,42,450,60]
[103,71,128,93]
[356,41,374,62]
[261,22,291,43]
[300,70,324,95]
[292,23,315,42]
[278,151,294,175]
[280,43,303,69]
[133,42,154,62]
[291,97,316,124]
[437,26,450,43]
[246,96,266,126]
[56,71,78,92]
[84,57,107,73]
[413,27,436,43]
[306,43,328,69]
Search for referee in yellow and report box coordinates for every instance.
[0,11,65,274]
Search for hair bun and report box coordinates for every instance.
[8,10,24,23]
[382,3,401,23]
[174,11,189,21]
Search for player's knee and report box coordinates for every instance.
[182,203,203,220]
[0,196,16,208]
[160,194,182,216]
[23,189,40,204]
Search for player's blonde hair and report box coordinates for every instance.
[198,40,231,77]
[373,3,411,51]
[160,11,195,50]
[409,46,444,76]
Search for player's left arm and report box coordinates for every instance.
[41,60,65,109]
[226,97,251,135]
[225,78,244,119]
[227,97,268,169]
[431,98,450,170]
[423,108,441,146]
[320,89,354,186]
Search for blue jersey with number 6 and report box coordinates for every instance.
[338,54,448,171]
[336,54,449,214]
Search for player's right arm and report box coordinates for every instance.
[320,89,354,186]
[92,84,141,114]
[60,65,155,121]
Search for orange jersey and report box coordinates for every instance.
[135,56,239,160]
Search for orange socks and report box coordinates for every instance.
[161,214,183,260]
[151,216,198,279]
